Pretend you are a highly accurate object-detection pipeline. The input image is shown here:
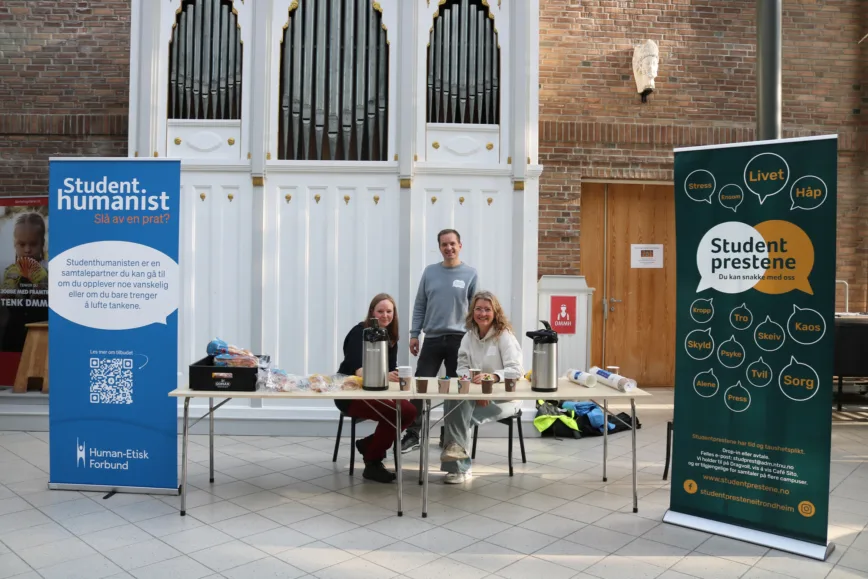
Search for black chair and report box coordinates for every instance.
[663,420,673,480]
[470,409,527,476]
[332,414,397,476]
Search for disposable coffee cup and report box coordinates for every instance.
[458,379,471,394]
[481,378,494,394]
[416,379,428,393]
[470,369,481,380]
[503,369,519,392]
[397,366,412,391]
[438,379,451,394]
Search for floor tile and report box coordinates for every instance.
[615,537,689,569]
[230,490,294,512]
[161,525,234,554]
[313,556,399,579]
[129,555,214,579]
[404,556,489,579]
[103,538,181,570]
[642,523,713,550]
[275,541,355,573]
[518,512,587,538]
[442,513,514,539]
[323,527,396,555]
[80,523,154,552]
[60,510,129,535]
[40,498,106,522]
[242,526,316,555]
[671,552,752,579]
[532,538,608,572]
[452,541,525,573]
[222,556,307,579]
[0,509,51,534]
[189,539,268,572]
[327,503,394,525]
[361,540,440,574]
[287,513,358,540]
[840,548,868,573]
[187,501,251,524]
[485,525,558,554]
[565,525,635,552]
[586,554,667,579]
[110,499,178,523]
[134,512,205,537]
[39,552,123,579]
[0,521,73,551]
[476,503,540,525]
[405,526,477,555]
[594,512,661,537]
[0,497,31,517]
[259,502,322,526]
[694,534,769,567]
[0,552,32,579]
[211,512,282,538]
[496,555,576,579]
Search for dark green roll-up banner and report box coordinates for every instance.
[665,135,837,560]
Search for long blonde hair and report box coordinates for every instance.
[465,291,512,338]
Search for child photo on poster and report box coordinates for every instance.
[0,197,49,387]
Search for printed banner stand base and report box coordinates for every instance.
[48,483,179,496]
[663,510,835,561]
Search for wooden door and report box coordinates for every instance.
[579,183,676,387]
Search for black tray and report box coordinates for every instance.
[189,355,266,392]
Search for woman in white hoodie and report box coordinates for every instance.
[440,290,524,483]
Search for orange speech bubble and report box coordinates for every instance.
[753,220,814,296]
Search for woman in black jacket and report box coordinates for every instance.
[335,293,416,483]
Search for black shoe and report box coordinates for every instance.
[401,431,420,454]
[362,460,395,483]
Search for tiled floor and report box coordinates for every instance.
[0,392,867,579]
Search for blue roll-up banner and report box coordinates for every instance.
[48,158,180,493]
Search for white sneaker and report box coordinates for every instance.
[444,470,472,484]
[440,442,469,462]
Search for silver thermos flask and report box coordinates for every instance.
[362,318,389,391]
[526,320,559,392]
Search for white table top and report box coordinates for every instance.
[409,377,650,401]
[169,378,650,401]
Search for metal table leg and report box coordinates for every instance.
[631,398,638,513]
[422,399,431,518]
[603,399,609,482]
[209,397,215,483]
[395,400,403,516]
[180,397,190,516]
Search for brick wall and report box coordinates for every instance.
[0,1,130,197]
[539,0,868,312]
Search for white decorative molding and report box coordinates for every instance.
[266,161,400,174]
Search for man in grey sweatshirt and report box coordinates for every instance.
[402,229,478,453]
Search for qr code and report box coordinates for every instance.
[89,358,134,404]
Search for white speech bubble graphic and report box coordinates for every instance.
[49,241,179,330]
[724,381,751,413]
[693,369,719,398]
[787,304,826,346]
[684,169,716,204]
[754,315,786,352]
[744,152,790,204]
[778,356,820,402]
[729,303,753,331]
[718,184,744,213]
[689,298,714,324]
[696,222,769,294]
[717,335,746,369]
[684,328,714,360]
[746,356,773,388]
[790,175,828,211]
